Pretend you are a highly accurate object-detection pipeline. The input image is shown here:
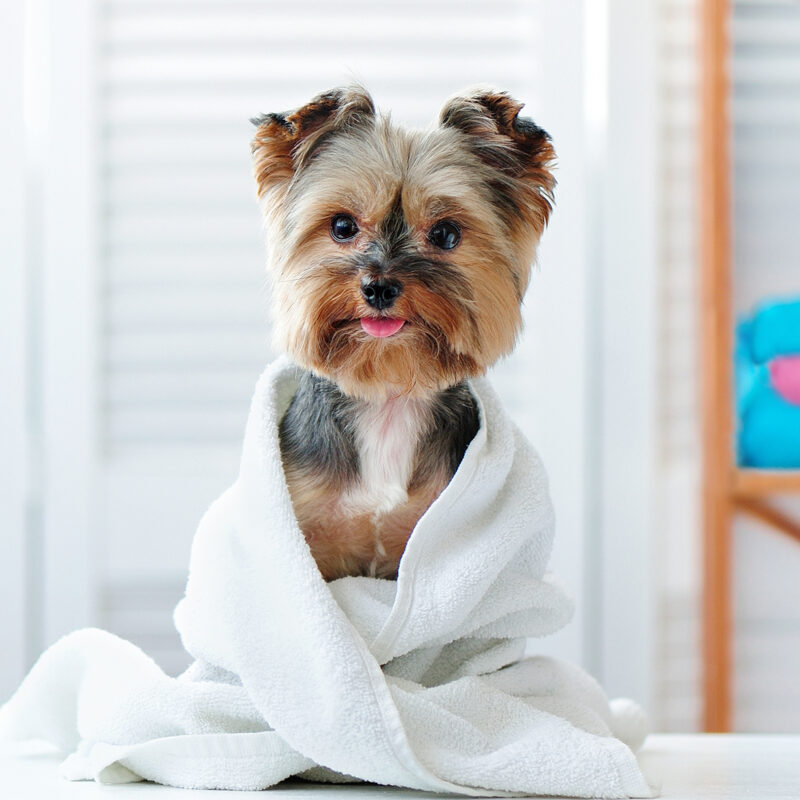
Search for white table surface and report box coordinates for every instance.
[2,734,799,800]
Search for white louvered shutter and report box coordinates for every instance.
[93,0,549,673]
[654,0,800,732]
[730,0,800,732]
[654,0,703,732]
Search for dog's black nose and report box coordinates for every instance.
[361,278,402,310]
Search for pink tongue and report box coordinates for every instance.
[361,317,406,338]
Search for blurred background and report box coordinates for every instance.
[2,0,800,734]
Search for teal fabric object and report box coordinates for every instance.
[735,321,765,417]
[736,302,800,468]
[739,383,800,468]
[747,295,800,363]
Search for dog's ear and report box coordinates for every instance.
[439,88,556,230]
[251,86,375,199]
[439,88,554,176]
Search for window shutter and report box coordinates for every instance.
[96,0,542,672]
[655,0,800,732]
[730,0,800,732]
[655,0,703,731]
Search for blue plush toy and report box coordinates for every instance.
[736,297,800,468]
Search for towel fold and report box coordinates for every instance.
[0,357,653,798]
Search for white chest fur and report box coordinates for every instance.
[343,395,430,516]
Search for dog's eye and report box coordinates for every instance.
[428,220,461,250]
[330,214,359,242]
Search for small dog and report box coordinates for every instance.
[251,86,555,581]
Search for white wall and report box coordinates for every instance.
[0,0,30,701]
[596,0,658,710]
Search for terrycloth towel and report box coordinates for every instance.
[0,357,653,798]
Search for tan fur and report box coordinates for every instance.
[252,86,555,579]
[284,461,447,581]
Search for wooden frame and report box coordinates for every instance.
[700,0,800,732]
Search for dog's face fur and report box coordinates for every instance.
[252,86,555,400]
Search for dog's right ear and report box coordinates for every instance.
[251,86,375,199]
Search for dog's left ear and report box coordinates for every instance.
[251,86,375,199]
[439,88,556,230]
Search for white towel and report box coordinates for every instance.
[0,357,654,797]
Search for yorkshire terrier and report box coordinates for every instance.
[251,86,555,581]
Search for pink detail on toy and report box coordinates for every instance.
[770,356,800,406]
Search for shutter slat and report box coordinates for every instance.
[95,0,541,679]
[99,0,538,450]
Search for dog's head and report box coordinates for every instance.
[252,85,556,400]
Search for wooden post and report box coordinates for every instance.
[700,0,733,732]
